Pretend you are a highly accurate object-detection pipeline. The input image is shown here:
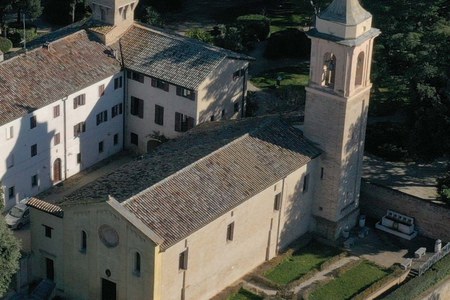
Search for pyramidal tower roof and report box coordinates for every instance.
[311,0,379,43]
[319,0,371,26]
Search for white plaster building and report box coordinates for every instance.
[0,0,251,210]
[26,0,380,299]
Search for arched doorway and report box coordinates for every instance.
[53,158,62,182]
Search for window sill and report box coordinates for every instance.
[79,249,86,254]
[132,271,141,277]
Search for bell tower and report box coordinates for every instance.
[303,0,380,239]
[89,0,139,44]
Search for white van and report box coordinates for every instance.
[5,199,30,230]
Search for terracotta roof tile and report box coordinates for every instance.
[27,197,64,218]
[0,30,121,126]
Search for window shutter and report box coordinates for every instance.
[138,99,144,118]
[164,82,169,92]
[151,78,157,87]
[176,86,182,96]
[73,98,77,109]
[175,112,181,131]
[187,117,195,130]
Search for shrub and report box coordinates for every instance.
[186,28,213,44]
[0,37,12,53]
[437,172,450,204]
[264,28,310,59]
[7,27,38,47]
[365,122,410,161]
[236,14,270,46]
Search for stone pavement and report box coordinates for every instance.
[362,155,448,200]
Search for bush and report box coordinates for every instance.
[437,172,450,203]
[365,122,410,161]
[7,27,38,47]
[236,14,270,46]
[186,28,213,44]
[264,28,310,59]
[0,37,12,53]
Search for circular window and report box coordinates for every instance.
[98,224,119,248]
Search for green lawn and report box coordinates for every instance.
[250,66,309,90]
[309,261,389,300]
[227,289,262,300]
[264,241,341,285]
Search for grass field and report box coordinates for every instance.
[264,241,341,285]
[309,261,389,300]
[227,289,262,300]
[250,65,309,90]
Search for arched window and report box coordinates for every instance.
[134,252,141,275]
[81,231,87,253]
[355,52,365,87]
[323,53,336,87]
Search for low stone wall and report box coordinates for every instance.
[360,180,450,242]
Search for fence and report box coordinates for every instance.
[417,243,450,276]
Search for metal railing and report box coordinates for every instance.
[417,243,450,276]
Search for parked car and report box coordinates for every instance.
[5,199,30,230]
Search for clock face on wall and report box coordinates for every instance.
[98,224,119,248]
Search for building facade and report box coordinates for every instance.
[0,0,251,210]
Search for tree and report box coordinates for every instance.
[13,0,43,23]
[185,28,213,44]
[0,186,21,297]
[44,0,89,25]
[140,6,164,27]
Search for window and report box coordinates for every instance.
[274,193,281,210]
[114,76,123,89]
[303,174,309,193]
[121,5,128,20]
[320,168,324,179]
[73,94,86,109]
[151,78,169,92]
[134,252,141,275]
[6,126,13,139]
[54,132,61,146]
[53,105,60,118]
[174,112,194,132]
[179,249,188,270]
[176,86,195,100]
[113,133,119,145]
[7,154,14,168]
[98,141,104,153]
[210,115,215,122]
[111,103,123,118]
[81,231,87,253]
[30,116,37,129]
[96,110,108,125]
[130,96,144,118]
[234,102,240,113]
[154,105,164,125]
[98,84,105,97]
[8,186,15,199]
[226,222,235,241]
[31,174,38,187]
[77,153,82,164]
[233,68,245,81]
[31,144,37,157]
[355,52,364,87]
[130,132,138,146]
[221,109,226,119]
[128,70,144,83]
[74,122,86,137]
[44,225,52,238]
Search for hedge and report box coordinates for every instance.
[0,37,13,53]
[264,28,310,59]
[236,14,270,41]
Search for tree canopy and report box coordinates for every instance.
[0,187,21,297]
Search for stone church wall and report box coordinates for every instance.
[360,180,450,242]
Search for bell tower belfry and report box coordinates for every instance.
[303,0,380,239]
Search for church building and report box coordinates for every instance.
[25,0,380,299]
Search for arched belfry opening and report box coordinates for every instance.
[355,52,365,87]
[323,53,336,87]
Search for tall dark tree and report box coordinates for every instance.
[13,0,42,23]
[0,186,21,297]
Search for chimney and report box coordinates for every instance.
[43,41,51,50]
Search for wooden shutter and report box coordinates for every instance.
[138,99,144,118]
